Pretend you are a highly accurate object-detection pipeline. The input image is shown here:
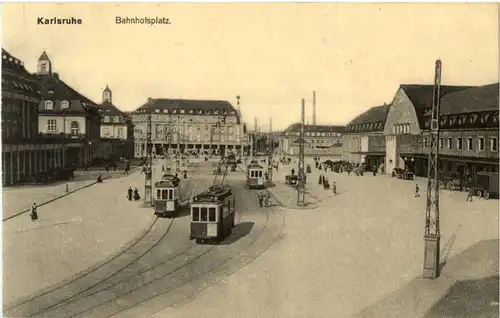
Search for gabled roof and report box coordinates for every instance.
[99,101,129,123]
[439,83,499,116]
[291,137,310,144]
[1,48,40,99]
[36,74,99,116]
[399,84,474,127]
[347,104,390,127]
[133,98,237,115]
[284,123,344,134]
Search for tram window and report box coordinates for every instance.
[192,207,200,221]
[258,171,262,178]
[162,189,168,200]
[250,170,254,178]
[156,189,162,200]
[208,208,216,222]
[168,189,173,200]
[200,207,208,222]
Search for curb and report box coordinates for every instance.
[3,176,112,222]
[4,215,159,309]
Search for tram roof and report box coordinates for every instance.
[155,179,179,188]
[193,186,233,202]
[247,163,264,169]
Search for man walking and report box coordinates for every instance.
[415,184,420,198]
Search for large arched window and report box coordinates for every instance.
[70,121,79,136]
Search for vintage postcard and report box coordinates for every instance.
[1,3,498,317]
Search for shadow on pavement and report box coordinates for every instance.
[424,275,499,318]
[354,239,499,318]
[220,221,255,245]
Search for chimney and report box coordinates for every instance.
[312,90,316,125]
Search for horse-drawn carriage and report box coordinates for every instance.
[392,168,414,180]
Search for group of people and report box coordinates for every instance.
[127,186,141,201]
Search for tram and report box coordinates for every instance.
[246,162,266,189]
[154,173,181,218]
[190,185,236,244]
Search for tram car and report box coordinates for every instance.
[190,186,236,244]
[154,173,181,218]
[246,162,266,189]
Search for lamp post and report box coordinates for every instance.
[144,99,153,207]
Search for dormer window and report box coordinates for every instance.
[155,109,160,113]
[104,116,110,123]
[61,100,69,110]
[173,109,177,114]
[113,116,119,123]
[44,100,54,110]
[481,113,490,123]
[163,109,168,113]
[180,109,185,114]
[469,114,478,124]
[214,110,219,115]
[449,116,456,125]
[494,113,498,124]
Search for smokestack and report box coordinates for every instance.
[312,90,316,125]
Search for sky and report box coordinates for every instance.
[2,3,498,131]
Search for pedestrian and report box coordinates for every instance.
[96,173,103,183]
[124,164,130,175]
[105,164,109,172]
[466,186,474,202]
[332,181,337,195]
[133,188,141,201]
[415,184,420,198]
[127,186,133,201]
[65,184,69,193]
[291,168,295,176]
[257,191,264,208]
[30,203,38,222]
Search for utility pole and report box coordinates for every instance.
[267,116,273,184]
[312,90,317,125]
[144,99,153,207]
[423,59,442,279]
[237,95,242,157]
[297,99,306,206]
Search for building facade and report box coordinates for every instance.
[99,85,134,158]
[35,51,108,167]
[278,124,344,157]
[342,104,389,169]
[132,98,250,157]
[2,49,66,185]
[382,83,499,179]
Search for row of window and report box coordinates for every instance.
[44,100,95,110]
[423,136,498,152]
[392,123,411,135]
[103,116,120,123]
[44,100,69,110]
[156,188,176,200]
[249,170,264,178]
[345,122,383,132]
[192,206,217,222]
[46,119,80,135]
[102,127,124,138]
[286,132,341,137]
[137,108,238,116]
[424,112,499,128]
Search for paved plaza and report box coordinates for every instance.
[3,156,498,317]
[3,159,198,307]
[150,157,498,318]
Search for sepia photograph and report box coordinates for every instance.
[1,3,499,317]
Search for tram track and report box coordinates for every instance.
[41,182,269,318]
[29,181,274,318]
[5,161,285,318]
[3,163,201,318]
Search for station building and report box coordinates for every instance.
[132,98,250,157]
[35,51,109,167]
[278,124,344,157]
[342,104,389,169]
[1,49,66,185]
[98,85,134,158]
[382,83,499,179]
